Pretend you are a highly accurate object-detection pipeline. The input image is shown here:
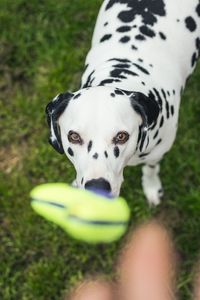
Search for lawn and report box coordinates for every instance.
[0,1,200,299]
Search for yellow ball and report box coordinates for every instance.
[30,183,130,244]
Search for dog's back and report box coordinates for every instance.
[46,0,200,203]
[82,0,200,95]
[80,0,200,166]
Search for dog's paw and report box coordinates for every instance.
[143,184,163,206]
[142,165,163,206]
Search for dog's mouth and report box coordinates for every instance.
[84,178,111,194]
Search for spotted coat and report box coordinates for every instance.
[46,0,200,202]
[81,0,200,164]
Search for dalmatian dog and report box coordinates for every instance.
[46,0,200,205]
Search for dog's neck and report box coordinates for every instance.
[81,58,154,94]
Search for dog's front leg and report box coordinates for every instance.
[142,163,163,206]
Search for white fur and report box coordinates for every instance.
[55,0,200,204]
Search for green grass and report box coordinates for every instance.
[0,1,200,299]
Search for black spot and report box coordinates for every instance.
[177,19,180,22]
[104,151,108,158]
[109,58,131,63]
[121,90,132,96]
[156,139,162,145]
[139,152,149,158]
[110,69,126,79]
[106,0,166,27]
[161,89,167,100]
[167,91,170,96]
[196,37,200,48]
[68,147,74,157]
[113,63,130,68]
[73,93,81,99]
[166,102,170,119]
[143,13,158,26]
[118,9,135,23]
[135,34,146,41]
[100,34,112,42]
[196,38,200,58]
[153,130,159,139]
[141,81,146,85]
[159,32,166,40]
[152,88,163,111]
[173,90,176,95]
[82,70,95,88]
[150,121,157,131]
[111,68,138,79]
[123,69,139,76]
[81,177,84,185]
[146,136,150,148]
[191,52,198,67]
[138,58,143,62]
[131,45,138,50]
[196,37,200,54]
[196,4,200,17]
[159,116,164,128]
[148,164,156,168]
[100,78,120,85]
[117,25,131,32]
[114,146,120,158]
[111,93,116,97]
[115,89,124,95]
[149,64,153,67]
[185,16,197,32]
[140,25,156,37]
[88,141,92,153]
[136,126,142,151]
[104,22,108,26]
[161,89,170,118]
[120,35,130,43]
[133,63,149,75]
[93,153,98,159]
[170,105,174,116]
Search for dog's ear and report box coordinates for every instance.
[130,92,160,151]
[45,92,74,154]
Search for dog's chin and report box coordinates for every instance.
[110,187,121,198]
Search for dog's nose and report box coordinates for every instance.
[85,178,111,193]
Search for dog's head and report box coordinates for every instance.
[46,86,159,196]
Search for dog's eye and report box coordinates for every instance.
[68,131,83,145]
[113,131,129,145]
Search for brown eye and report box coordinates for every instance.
[68,131,83,145]
[113,131,129,145]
